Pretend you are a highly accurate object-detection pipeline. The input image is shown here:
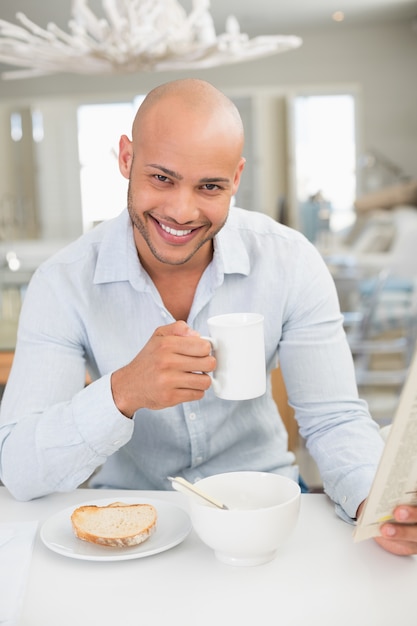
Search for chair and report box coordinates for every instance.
[337,267,417,425]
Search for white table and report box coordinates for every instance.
[1,487,416,626]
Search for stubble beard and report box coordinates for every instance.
[127,183,228,267]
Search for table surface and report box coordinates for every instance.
[1,487,416,626]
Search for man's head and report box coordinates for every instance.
[118,79,245,273]
[131,78,244,145]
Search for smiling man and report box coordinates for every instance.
[123,79,245,269]
[1,79,417,556]
[111,80,246,415]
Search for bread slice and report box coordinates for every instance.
[71,501,157,547]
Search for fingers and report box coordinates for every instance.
[111,322,216,416]
[393,505,417,524]
[151,335,214,364]
[150,371,213,406]
[155,320,200,338]
[376,506,417,556]
[374,535,416,557]
[153,322,213,360]
[153,321,212,358]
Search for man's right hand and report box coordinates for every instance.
[110,320,216,417]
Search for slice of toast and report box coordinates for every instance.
[71,501,157,547]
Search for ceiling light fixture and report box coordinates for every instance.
[332,11,345,22]
[0,0,302,80]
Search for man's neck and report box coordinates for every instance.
[137,243,213,322]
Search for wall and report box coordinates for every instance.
[0,19,416,239]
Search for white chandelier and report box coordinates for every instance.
[0,0,302,80]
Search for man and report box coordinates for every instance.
[0,79,416,555]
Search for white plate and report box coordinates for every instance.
[40,497,191,561]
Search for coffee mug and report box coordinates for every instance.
[204,313,266,400]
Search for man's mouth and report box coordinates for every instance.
[159,221,194,237]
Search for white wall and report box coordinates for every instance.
[0,20,416,239]
[34,101,83,240]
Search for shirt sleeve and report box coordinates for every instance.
[277,240,384,520]
[0,269,134,501]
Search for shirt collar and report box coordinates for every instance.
[93,207,251,287]
[94,209,143,286]
[215,209,251,276]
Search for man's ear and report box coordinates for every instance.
[118,134,133,180]
[232,157,246,195]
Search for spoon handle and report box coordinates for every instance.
[168,476,229,510]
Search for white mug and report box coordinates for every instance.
[204,313,266,400]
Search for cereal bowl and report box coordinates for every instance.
[188,471,301,566]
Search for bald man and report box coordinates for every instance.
[1,80,416,555]
[112,80,245,414]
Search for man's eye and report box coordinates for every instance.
[203,183,220,191]
[155,174,170,183]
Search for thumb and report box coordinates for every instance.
[155,320,200,338]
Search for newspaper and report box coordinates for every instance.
[354,346,417,542]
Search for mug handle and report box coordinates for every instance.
[200,336,220,395]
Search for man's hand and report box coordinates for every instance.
[357,501,417,556]
[376,506,417,556]
[110,320,216,417]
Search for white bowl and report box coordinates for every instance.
[188,471,301,566]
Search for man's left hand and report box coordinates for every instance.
[375,505,417,556]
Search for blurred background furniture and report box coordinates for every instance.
[343,269,417,424]
[325,204,417,278]
[322,201,417,426]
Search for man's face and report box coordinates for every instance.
[119,101,245,271]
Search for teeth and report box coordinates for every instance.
[160,223,193,237]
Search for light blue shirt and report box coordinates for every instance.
[0,207,383,517]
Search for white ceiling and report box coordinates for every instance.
[1,0,416,36]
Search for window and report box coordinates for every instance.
[77,97,144,232]
[292,93,357,239]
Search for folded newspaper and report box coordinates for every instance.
[354,347,417,542]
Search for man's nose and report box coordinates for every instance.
[166,187,199,223]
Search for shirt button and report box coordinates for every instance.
[195,456,203,464]
[189,412,196,421]
[161,310,168,318]
[112,440,121,446]
[341,495,347,504]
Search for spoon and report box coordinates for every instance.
[168,476,229,510]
